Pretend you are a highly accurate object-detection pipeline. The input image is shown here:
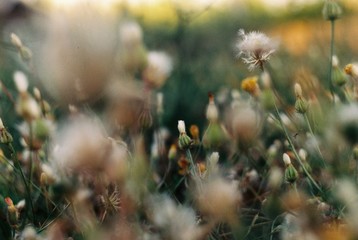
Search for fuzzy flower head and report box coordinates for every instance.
[143,51,173,88]
[236,29,278,71]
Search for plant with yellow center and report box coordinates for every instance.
[241,76,260,97]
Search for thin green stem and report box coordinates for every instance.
[8,143,35,223]
[303,113,326,167]
[329,19,335,101]
[273,104,323,194]
[28,122,34,193]
[186,149,197,176]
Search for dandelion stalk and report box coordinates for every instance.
[329,19,335,100]
[273,104,322,194]
[303,113,326,166]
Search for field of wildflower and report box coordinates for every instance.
[0,0,357,239]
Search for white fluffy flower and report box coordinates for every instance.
[143,51,173,88]
[236,29,278,71]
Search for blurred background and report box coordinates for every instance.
[0,0,357,132]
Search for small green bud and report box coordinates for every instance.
[295,98,309,114]
[202,122,227,149]
[322,0,342,21]
[285,164,299,184]
[0,129,13,144]
[178,133,192,150]
[260,89,275,111]
[332,67,348,86]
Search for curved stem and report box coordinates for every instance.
[329,19,335,101]
[8,143,35,223]
[273,104,322,194]
[303,113,326,167]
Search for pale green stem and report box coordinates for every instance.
[274,104,322,194]
[9,143,35,223]
[303,113,326,167]
[329,19,335,101]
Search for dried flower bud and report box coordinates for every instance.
[344,63,358,78]
[14,71,29,93]
[206,93,219,122]
[178,120,186,134]
[332,55,339,68]
[0,118,4,130]
[5,197,19,227]
[10,33,22,48]
[298,149,307,161]
[283,153,291,166]
[294,83,303,98]
[0,127,13,144]
[33,87,41,101]
[322,0,342,21]
[168,144,177,160]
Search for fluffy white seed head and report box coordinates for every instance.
[143,51,173,88]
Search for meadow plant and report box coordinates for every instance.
[0,0,358,240]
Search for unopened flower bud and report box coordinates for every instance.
[14,71,28,93]
[10,33,22,48]
[178,120,186,134]
[177,120,192,150]
[298,149,307,161]
[268,167,283,189]
[178,134,192,150]
[285,164,299,184]
[0,118,4,130]
[33,87,41,101]
[333,67,348,86]
[20,46,32,61]
[0,126,13,144]
[206,93,219,122]
[332,55,339,68]
[283,153,291,166]
[322,0,342,21]
[5,197,19,227]
[168,144,177,160]
[295,98,309,114]
[189,125,200,145]
[294,83,303,99]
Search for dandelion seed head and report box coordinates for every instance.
[195,176,241,223]
[236,29,278,71]
[143,51,173,88]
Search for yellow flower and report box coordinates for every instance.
[241,76,259,96]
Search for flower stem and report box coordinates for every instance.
[303,113,326,167]
[273,104,322,194]
[8,143,35,223]
[329,19,335,101]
